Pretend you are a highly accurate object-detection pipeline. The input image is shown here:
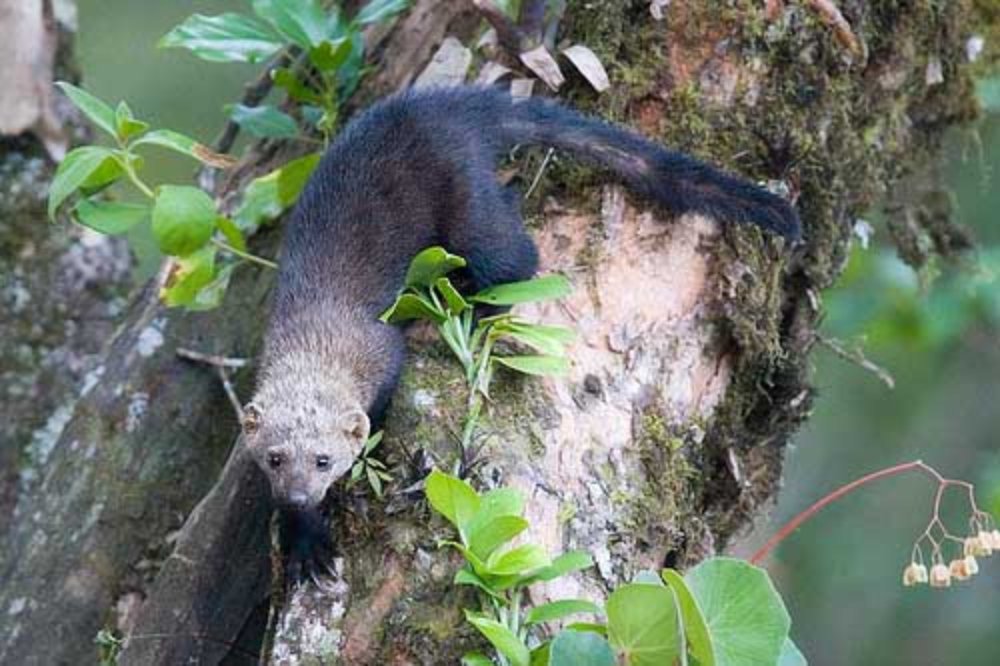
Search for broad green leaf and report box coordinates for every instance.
[132,130,236,168]
[405,246,467,287]
[229,104,299,139]
[471,274,571,305]
[464,487,524,540]
[467,515,529,560]
[777,638,807,666]
[454,567,505,602]
[79,153,127,193]
[425,470,480,532]
[530,551,594,583]
[662,569,714,666]
[465,612,530,666]
[549,631,616,666]
[685,558,791,666]
[531,642,552,666]
[435,277,469,314]
[526,600,602,626]
[48,146,115,219]
[159,13,282,63]
[493,321,574,356]
[355,0,409,25]
[272,68,323,104]
[216,217,247,252]
[233,152,321,229]
[55,82,117,138]
[486,544,549,577]
[493,355,569,376]
[114,102,149,141]
[73,200,148,235]
[160,246,216,308]
[190,263,235,311]
[252,0,334,49]
[606,583,682,666]
[461,652,494,666]
[151,185,217,256]
[379,293,444,324]
[309,38,353,71]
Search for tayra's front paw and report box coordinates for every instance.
[279,506,336,587]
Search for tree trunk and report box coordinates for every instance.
[0,1,986,665]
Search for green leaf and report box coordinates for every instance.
[454,568,505,602]
[531,643,552,666]
[467,516,529,560]
[161,246,217,308]
[309,38,353,71]
[55,82,117,139]
[228,104,299,139]
[435,277,469,314]
[355,0,409,25]
[549,631,616,666]
[151,185,217,256]
[233,153,321,229]
[132,130,236,169]
[252,0,335,49]
[48,146,115,219]
[73,200,148,235]
[684,558,791,666]
[461,652,494,666]
[526,600,602,626]
[159,13,282,63]
[565,622,608,636]
[405,246,467,287]
[662,569,714,666]
[465,612,530,666]
[425,470,480,533]
[380,293,445,324]
[778,638,807,666]
[216,217,247,252]
[493,355,569,376]
[78,153,127,194]
[471,275,572,306]
[530,551,594,583]
[486,544,549,577]
[114,102,149,141]
[272,68,323,105]
[190,264,236,311]
[493,321,574,356]
[606,583,681,666]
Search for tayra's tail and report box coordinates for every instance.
[494,91,801,241]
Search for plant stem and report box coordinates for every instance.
[211,238,278,269]
[750,459,972,565]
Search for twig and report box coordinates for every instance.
[176,348,250,420]
[818,335,895,389]
[524,148,554,199]
[473,0,529,54]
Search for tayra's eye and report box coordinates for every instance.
[316,454,330,470]
[268,453,282,469]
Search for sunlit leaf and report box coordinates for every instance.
[114,101,149,141]
[467,515,529,560]
[493,321,574,356]
[461,652,494,666]
[252,0,336,49]
[606,583,681,666]
[216,216,247,252]
[526,600,602,626]
[486,544,549,577]
[233,152,320,229]
[778,638,807,666]
[190,263,236,311]
[379,293,445,324]
[48,146,115,219]
[73,200,148,235]
[425,469,480,533]
[151,185,217,256]
[55,82,117,139]
[662,569,714,666]
[160,246,217,308]
[132,129,236,168]
[405,246,467,287]
[465,612,530,666]
[159,13,282,63]
[493,355,569,376]
[529,551,594,583]
[471,274,572,305]
[309,38,353,71]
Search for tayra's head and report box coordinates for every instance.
[241,396,370,510]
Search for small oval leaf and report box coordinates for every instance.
[151,185,217,256]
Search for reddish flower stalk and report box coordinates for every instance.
[750,459,984,565]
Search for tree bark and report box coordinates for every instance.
[0,1,987,665]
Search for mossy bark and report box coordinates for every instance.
[0,1,989,665]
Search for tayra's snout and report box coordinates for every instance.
[286,490,309,509]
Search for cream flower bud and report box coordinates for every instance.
[964,536,989,558]
[903,563,928,586]
[991,530,1000,550]
[964,555,979,576]
[950,558,971,581]
[930,563,952,588]
[976,531,994,556]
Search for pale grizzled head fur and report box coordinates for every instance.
[243,351,370,510]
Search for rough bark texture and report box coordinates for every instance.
[0,1,989,665]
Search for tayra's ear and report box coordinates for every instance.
[242,402,262,435]
[341,409,370,445]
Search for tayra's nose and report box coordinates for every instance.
[287,490,308,508]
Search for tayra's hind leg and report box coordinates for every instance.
[450,186,539,293]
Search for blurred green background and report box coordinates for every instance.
[75,1,999,664]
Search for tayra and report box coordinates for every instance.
[240,85,800,581]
